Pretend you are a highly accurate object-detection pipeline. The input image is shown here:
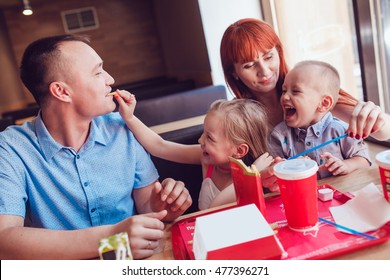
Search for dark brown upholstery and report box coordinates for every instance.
[0,116,15,132]
[2,105,39,123]
[135,85,227,126]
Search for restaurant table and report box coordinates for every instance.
[11,113,206,131]
[146,166,390,260]
[149,115,205,134]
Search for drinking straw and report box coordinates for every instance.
[288,133,348,160]
[318,217,376,240]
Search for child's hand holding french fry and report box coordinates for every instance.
[110,89,137,123]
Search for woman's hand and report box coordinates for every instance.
[347,101,388,140]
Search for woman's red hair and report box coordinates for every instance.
[220,18,288,99]
[338,88,358,106]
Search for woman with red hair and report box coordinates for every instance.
[220,18,390,141]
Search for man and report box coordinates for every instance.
[0,35,192,259]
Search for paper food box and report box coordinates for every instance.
[98,232,133,260]
[192,204,283,260]
[229,157,266,216]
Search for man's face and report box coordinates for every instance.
[58,41,116,119]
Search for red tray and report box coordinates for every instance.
[171,184,390,260]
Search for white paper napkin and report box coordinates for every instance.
[329,183,390,233]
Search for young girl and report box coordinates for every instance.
[114,90,273,210]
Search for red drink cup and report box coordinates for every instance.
[273,159,319,231]
[375,150,390,203]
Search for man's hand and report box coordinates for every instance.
[150,178,192,221]
[118,210,166,259]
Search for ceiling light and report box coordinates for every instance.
[22,0,33,16]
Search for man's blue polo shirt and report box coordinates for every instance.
[0,112,159,230]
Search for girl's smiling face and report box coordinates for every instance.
[198,111,236,167]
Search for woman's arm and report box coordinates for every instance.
[334,101,390,141]
[333,89,390,141]
[115,90,202,164]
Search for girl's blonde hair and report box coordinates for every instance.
[208,98,269,166]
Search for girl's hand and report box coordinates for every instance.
[113,90,137,121]
[260,156,284,192]
[253,152,274,171]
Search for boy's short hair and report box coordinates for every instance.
[20,34,91,107]
[294,60,340,107]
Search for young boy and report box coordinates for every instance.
[269,60,371,178]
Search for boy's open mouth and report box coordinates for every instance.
[285,106,296,117]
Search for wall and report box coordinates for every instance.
[273,0,359,98]
[5,0,167,84]
[153,0,212,87]
[0,12,26,112]
[0,0,211,113]
[198,0,263,97]
[0,0,248,114]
